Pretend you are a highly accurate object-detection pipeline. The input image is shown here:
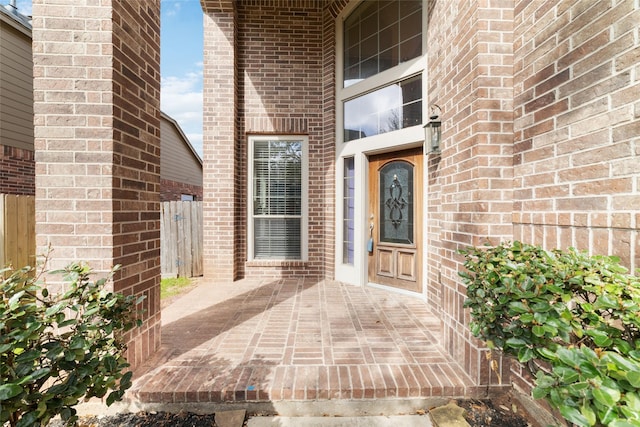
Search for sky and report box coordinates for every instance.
[12,0,205,157]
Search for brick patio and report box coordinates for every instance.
[129,278,491,411]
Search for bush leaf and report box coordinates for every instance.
[0,384,23,400]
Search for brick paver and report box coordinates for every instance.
[130,279,484,404]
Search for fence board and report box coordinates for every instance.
[191,201,203,276]
[160,201,202,278]
[0,194,36,270]
[160,202,173,278]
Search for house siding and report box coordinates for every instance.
[159,115,203,201]
[0,10,35,195]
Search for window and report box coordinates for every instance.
[343,0,422,87]
[344,75,422,141]
[379,160,414,244]
[342,157,355,264]
[249,136,308,260]
[339,0,424,143]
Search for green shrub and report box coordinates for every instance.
[0,263,144,427]
[460,241,640,427]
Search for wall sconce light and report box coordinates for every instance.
[424,105,442,154]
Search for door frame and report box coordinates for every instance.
[366,147,424,295]
[333,130,428,300]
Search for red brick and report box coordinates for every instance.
[33,0,161,370]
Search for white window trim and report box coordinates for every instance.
[334,0,429,287]
[248,135,309,262]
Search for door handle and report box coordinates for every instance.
[367,221,374,253]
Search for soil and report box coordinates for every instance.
[48,412,218,427]
[46,398,534,427]
[460,398,533,427]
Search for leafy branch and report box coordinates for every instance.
[0,262,144,427]
[460,241,640,427]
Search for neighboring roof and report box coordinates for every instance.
[0,3,31,35]
[160,111,203,167]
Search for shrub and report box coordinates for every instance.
[0,263,144,427]
[460,241,640,427]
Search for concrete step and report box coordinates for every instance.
[247,414,433,427]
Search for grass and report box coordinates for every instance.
[160,276,192,300]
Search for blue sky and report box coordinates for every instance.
[159,0,204,157]
[12,0,204,156]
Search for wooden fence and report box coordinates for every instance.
[160,201,203,278]
[0,194,36,270]
[0,196,202,278]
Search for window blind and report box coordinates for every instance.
[252,140,303,259]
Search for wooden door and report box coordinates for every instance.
[368,147,423,293]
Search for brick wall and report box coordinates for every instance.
[33,0,116,273]
[511,0,640,392]
[160,178,203,202]
[199,0,639,393]
[111,0,162,369]
[426,0,515,386]
[202,0,238,281]
[239,0,325,279]
[32,0,161,369]
[513,0,639,273]
[203,0,328,280]
[0,145,35,195]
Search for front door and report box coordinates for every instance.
[368,147,423,293]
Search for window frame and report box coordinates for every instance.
[334,0,428,286]
[248,135,309,262]
[336,0,427,148]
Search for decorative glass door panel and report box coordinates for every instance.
[368,148,422,293]
[379,161,414,245]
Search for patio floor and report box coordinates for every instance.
[130,278,487,413]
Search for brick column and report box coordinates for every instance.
[32,0,161,369]
[202,2,238,281]
[426,0,514,386]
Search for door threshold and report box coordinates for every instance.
[366,281,426,301]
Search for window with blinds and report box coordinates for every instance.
[250,137,306,260]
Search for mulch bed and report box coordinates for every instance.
[46,398,534,426]
[460,399,532,427]
[48,412,219,427]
